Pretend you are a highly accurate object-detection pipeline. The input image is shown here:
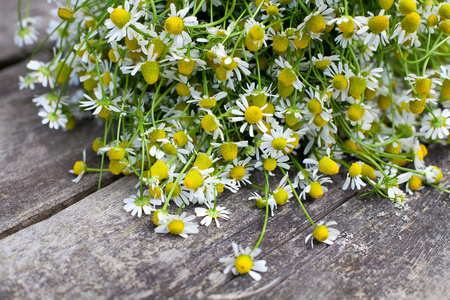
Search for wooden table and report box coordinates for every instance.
[1,2,449,299]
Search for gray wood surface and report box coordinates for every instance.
[0,59,116,239]
[0,145,448,299]
[0,0,54,67]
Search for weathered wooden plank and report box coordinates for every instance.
[0,0,54,67]
[0,59,116,238]
[210,144,450,299]
[0,165,356,299]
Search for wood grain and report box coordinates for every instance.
[0,0,54,67]
[0,60,116,239]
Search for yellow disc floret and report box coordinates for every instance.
[173,131,189,147]
[313,225,329,242]
[165,16,184,35]
[194,153,213,170]
[168,219,185,235]
[398,0,416,15]
[184,169,204,189]
[439,4,450,20]
[368,16,389,34]
[273,188,288,205]
[263,158,277,171]
[272,137,287,150]
[199,98,217,109]
[361,163,377,180]
[235,255,253,274]
[248,25,265,40]
[309,181,323,199]
[307,98,323,115]
[318,157,339,175]
[401,12,421,33]
[141,61,160,85]
[306,14,326,34]
[348,76,367,98]
[108,146,126,160]
[338,19,354,33]
[176,82,191,97]
[165,182,182,198]
[244,106,263,124]
[201,114,219,132]
[415,78,432,95]
[349,163,362,178]
[278,68,297,86]
[230,166,246,181]
[110,8,131,29]
[379,0,394,10]
[148,128,166,143]
[73,161,86,175]
[178,59,196,75]
[221,143,238,161]
[332,75,348,91]
[408,175,422,190]
[347,104,365,122]
[151,160,169,181]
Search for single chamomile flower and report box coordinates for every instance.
[305,220,340,248]
[37,104,68,130]
[123,190,155,218]
[219,242,268,281]
[195,204,231,228]
[154,212,199,238]
[260,123,295,157]
[105,0,147,42]
[419,108,450,140]
[342,162,367,190]
[69,149,87,183]
[231,95,272,137]
[164,3,198,48]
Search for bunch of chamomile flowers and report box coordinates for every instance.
[18,0,450,281]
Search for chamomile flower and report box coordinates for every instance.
[248,192,277,216]
[212,43,251,83]
[195,204,230,228]
[164,3,198,48]
[271,173,294,206]
[419,108,450,140]
[231,95,271,137]
[27,60,56,88]
[391,11,422,46]
[305,220,340,248]
[15,17,39,47]
[187,91,227,109]
[255,153,290,175]
[123,190,155,218]
[155,212,199,238]
[105,0,146,42]
[199,109,225,141]
[342,162,367,190]
[69,149,87,183]
[275,57,305,91]
[220,242,268,281]
[299,169,333,199]
[37,104,68,130]
[260,123,295,157]
[356,10,391,49]
[80,88,121,116]
[298,5,335,36]
[222,157,254,187]
[324,61,351,100]
[404,73,441,97]
[311,53,340,71]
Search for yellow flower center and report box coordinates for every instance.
[230,166,246,181]
[368,15,390,34]
[401,12,421,33]
[125,37,140,50]
[278,68,297,86]
[248,92,267,107]
[427,14,439,27]
[398,0,416,15]
[221,143,238,161]
[149,186,163,199]
[409,97,426,114]
[178,58,196,75]
[108,147,126,160]
[141,61,160,85]
[272,137,287,150]
[348,76,367,97]
[173,131,188,147]
[338,18,354,33]
[415,78,431,95]
[285,109,300,127]
[149,38,167,59]
[379,0,394,10]
[148,128,166,143]
[307,98,323,115]
[199,98,217,109]
[332,75,348,91]
[168,219,185,235]
[244,106,263,124]
[235,255,253,274]
[273,187,288,205]
[58,7,74,21]
[201,114,219,132]
[163,143,177,156]
[315,60,330,70]
[248,25,265,40]
[184,169,204,189]
[318,157,339,175]
[263,158,277,171]
[221,57,238,71]
[109,158,128,175]
[313,114,328,127]
[73,161,86,176]
[408,175,422,190]
[153,209,167,226]
[347,103,365,122]
[165,16,184,35]
[165,182,182,198]
[439,4,450,20]
[378,94,391,110]
[151,160,169,180]
[272,35,290,54]
[313,225,329,242]
[361,163,376,180]
[192,155,212,172]
[110,8,131,29]
[176,82,191,97]
[349,163,362,178]
[419,143,428,157]
[306,14,326,34]
[266,5,279,16]
[309,181,323,199]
